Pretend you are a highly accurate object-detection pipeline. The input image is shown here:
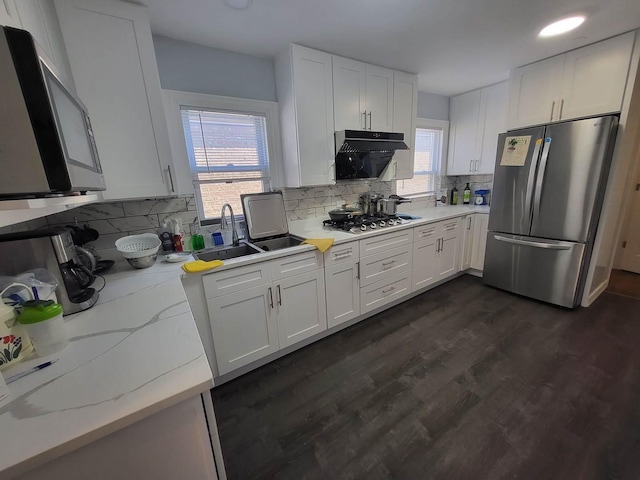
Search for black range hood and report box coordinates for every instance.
[335,130,409,180]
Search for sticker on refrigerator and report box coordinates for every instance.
[500,136,533,166]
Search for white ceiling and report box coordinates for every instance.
[138,0,640,96]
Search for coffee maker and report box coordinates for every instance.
[0,228,99,315]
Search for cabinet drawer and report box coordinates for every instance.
[360,271,411,315]
[271,250,323,281]
[360,245,412,287]
[440,218,461,236]
[324,241,360,266]
[203,262,272,299]
[360,230,412,256]
[413,222,440,242]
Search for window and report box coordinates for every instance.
[396,119,449,197]
[164,91,281,222]
[182,109,270,220]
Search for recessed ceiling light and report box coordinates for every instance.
[225,0,252,9]
[539,16,586,37]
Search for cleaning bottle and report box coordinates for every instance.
[463,183,471,204]
[451,185,459,205]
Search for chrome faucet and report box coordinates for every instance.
[220,203,239,246]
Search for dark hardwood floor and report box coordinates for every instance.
[212,275,640,480]
[607,269,640,299]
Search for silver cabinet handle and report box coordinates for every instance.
[475,159,479,172]
[559,99,565,120]
[550,100,556,121]
[436,238,440,252]
[276,285,282,306]
[394,161,398,178]
[356,261,360,280]
[268,287,273,308]
[382,259,397,268]
[167,165,175,192]
[368,111,372,130]
[419,229,435,237]
[334,250,353,259]
[382,286,395,294]
[469,159,473,172]
[467,217,472,230]
[362,111,367,129]
[493,234,571,250]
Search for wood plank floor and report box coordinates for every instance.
[212,275,640,480]
[607,269,640,299]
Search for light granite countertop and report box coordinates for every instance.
[0,257,213,479]
[288,204,490,245]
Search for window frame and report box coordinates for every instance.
[163,90,283,224]
[396,117,449,198]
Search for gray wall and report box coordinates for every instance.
[417,91,450,121]
[152,35,277,102]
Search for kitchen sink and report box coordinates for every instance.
[252,235,305,252]
[194,243,262,261]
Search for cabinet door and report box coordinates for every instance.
[559,33,634,121]
[460,214,475,270]
[476,82,508,174]
[55,0,173,200]
[412,237,438,291]
[436,220,461,280]
[292,45,336,186]
[207,285,278,375]
[0,0,21,28]
[447,89,481,175]
[276,269,327,348]
[471,214,489,271]
[325,261,360,328]
[507,56,564,129]
[386,71,418,180]
[365,64,394,131]
[332,56,366,131]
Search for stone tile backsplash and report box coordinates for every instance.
[440,174,494,204]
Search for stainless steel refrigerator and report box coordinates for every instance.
[483,115,618,308]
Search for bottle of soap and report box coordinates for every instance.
[451,186,459,205]
[463,183,471,204]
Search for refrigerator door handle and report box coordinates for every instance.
[493,234,572,250]
[531,137,552,230]
[524,138,543,227]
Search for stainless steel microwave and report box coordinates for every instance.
[0,26,105,198]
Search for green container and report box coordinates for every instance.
[17,300,63,324]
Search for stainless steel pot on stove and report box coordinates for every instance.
[377,195,412,215]
[359,193,384,216]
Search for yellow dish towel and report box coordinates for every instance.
[301,238,334,253]
[182,259,224,273]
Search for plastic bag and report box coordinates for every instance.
[0,269,59,306]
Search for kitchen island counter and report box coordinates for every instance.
[0,257,215,479]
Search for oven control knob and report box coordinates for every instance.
[369,223,377,229]
[387,219,396,226]
[360,224,367,231]
[379,220,386,227]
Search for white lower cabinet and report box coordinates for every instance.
[325,261,360,328]
[471,214,489,271]
[277,269,327,348]
[360,271,412,315]
[207,285,278,376]
[411,218,462,291]
[460,214,476,270]
[204,251,327,375]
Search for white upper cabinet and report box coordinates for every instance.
[447,82,507,176]
[364,64,394,131]
[332,56,367,131]
[0,1,21,28]
[276,44,335,187]
[507,32,634,129]
[507,56,564,129]
[332,56,393,132]
[3,0,74,86]
[387,70,418,180]
[559,33,634,121]
[55,0,175,200]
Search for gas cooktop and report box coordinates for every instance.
[322,214,410,234]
